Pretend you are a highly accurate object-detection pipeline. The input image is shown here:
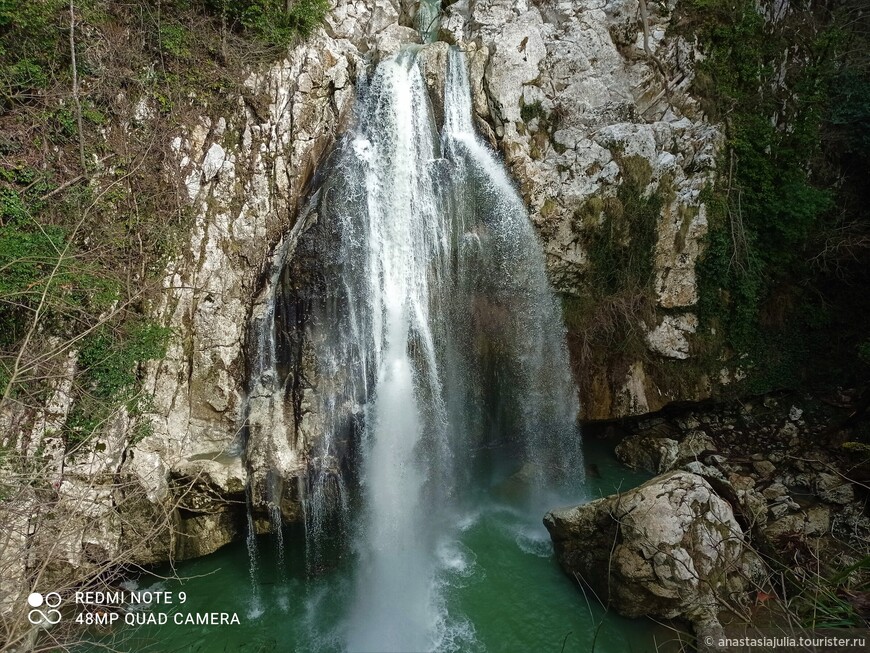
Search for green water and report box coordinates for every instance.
[89,441,670,653]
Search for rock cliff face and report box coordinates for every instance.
[121,1,429,560]
[7,0,727,570]
[439,0,724,418]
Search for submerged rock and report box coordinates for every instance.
[615,428,716,474]
[615,434,679,473]
[544,471,761,639]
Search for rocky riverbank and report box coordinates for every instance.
[547,389,870,646]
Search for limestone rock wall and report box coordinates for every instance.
[441,0,725,419]
[124,42,359,557]
[123,1,439,557]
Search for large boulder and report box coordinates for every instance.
[544,471,762,640]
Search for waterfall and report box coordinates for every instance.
[238,251,282,617]
[337,53,448,652]
[289,47,584,651]
[441,50,583,502]
[244,485,263,618]
[244,43,583,651]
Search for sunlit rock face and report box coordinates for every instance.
[125,4,386,553]
[440,0,724,419]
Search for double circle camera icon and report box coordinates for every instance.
[27,592,62,625]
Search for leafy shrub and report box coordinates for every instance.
[0,0,66,105]
[683,0,870,389]
[207,0,329,44]
[564,156,664,371]
[66,320,171,444]
[520,100,546,124]
[159,22,192,59]
[583,156,661,296]
[0,224,118,347]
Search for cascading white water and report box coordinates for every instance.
[340,53,448,652]
[286,48,584,651]
[242,41,583,650]
[441,50,583,503]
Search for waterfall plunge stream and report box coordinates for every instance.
[245,47,584,652]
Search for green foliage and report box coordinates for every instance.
[520,100,546,124]
[0,0,330,448]
[695,192,763,350]
[690,0,834,270]
[207,0,329,44]
[583,156,660,296]
[44,104,79,140]
[685,0,869,390]
[519,98,565,153]
[828,67,870,160]
[776,554,870,629]
[80,322,169,400]
[0,167,172,432]
[284,0,330,37]
[562,156,665,371]
[159,22,192,59]
[0,224,118,346]
[0,0,66,105]
[1,58,49,98]
[66,320,170,444]
[0,188,30,223]
[1,0,331,110]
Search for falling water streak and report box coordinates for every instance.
[268,473,287,579]
[270,506,287,583]
[416,0,442,43]
[244,487,263,618]
[240,251,280,606]
[240,230,299,602]
[299,206,361,572]
[314,52,448,653]
[442,48,583,500]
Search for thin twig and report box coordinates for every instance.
[69,0,87,173]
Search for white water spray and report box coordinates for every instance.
[247,45,582,651]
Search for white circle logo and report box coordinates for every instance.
[27,592,62,625]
